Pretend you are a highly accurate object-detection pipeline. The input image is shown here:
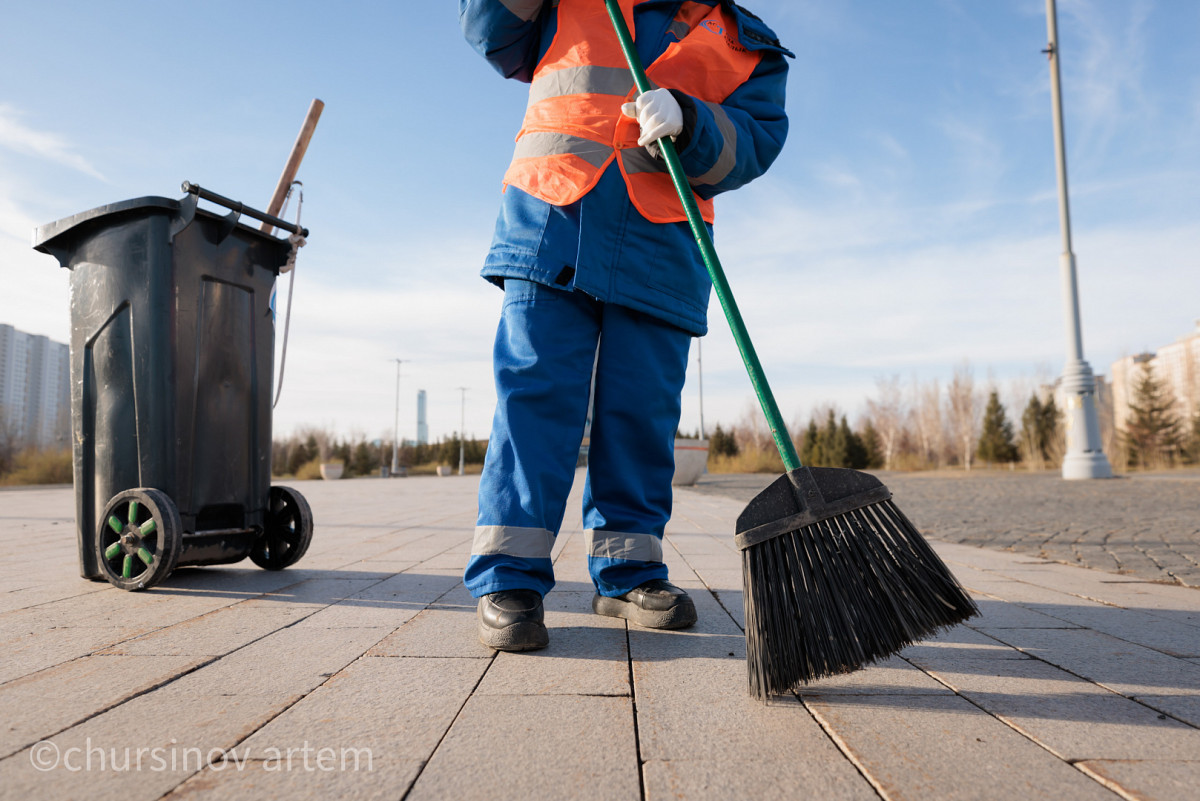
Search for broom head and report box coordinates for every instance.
[736,467,978,700]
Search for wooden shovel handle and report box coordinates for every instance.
[260,98,324,234]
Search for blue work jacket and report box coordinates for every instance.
[461,0,791,335]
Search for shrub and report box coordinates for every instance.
[294,458,323,481]
[1,448,73,486]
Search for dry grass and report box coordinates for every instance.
[293,458,324,481]
[707,448,784,474]
[0,448,73,486]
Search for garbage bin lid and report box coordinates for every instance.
[32,196,179,253]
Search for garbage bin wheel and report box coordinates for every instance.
[251,486,313,570]
[96,488,182,591]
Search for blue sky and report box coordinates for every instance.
[1,1,1197,444]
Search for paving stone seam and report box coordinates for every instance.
[0,593,310,692]
[333,524,474,571]
[663,536,745,634]
[795,697,890,801]
[626,623,648,801]
[0,569,408,689]
[397,651,499,801]
[1071,762,1145,801]
[959,585,1200,658]
[0,653,222,763]
[959,589,1200,659]
[148,643,400,797]
[147,614,424,795]
[0,583,109,615]
[0,607,358,765]
[661,531,893,797]
[0,570,421,768]
[942,629,1200,731]
[967,612,1200,659]
[949,558,1200,621]
[897,657,1142,798]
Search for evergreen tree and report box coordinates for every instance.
[977,391,1019,465]
[1020,393,1044,466]
[350,441,375,476]
[1039,395,1060,461]
[1124,363,1182,468]
[799,419,820,466]
[286,439,311,475]
[860,421,884,469]
[820,410,844,467]
[710,423,739,457]
[440,433,463,466]
[841,416,869,469]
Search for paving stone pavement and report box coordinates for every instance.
[2,473,1199,800]
[691,470,1200,588]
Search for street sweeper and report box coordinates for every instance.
[460,0,792,651]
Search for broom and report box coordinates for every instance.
[603,1,979,700]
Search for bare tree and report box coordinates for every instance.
[911,376,944,468]
[734,400,772,455]
[945,362,981,470]
[865,375,905,469]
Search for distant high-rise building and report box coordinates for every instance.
[0,324,70,449]
[1110,320,1200,433]
[416,389,428,445]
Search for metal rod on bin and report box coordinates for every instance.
[180,182,309,237]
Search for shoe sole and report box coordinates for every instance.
[592,594,697,630]
[477,618,549,652]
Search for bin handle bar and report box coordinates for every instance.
[181,182,309,238]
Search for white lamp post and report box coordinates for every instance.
[1044,0,1112,479]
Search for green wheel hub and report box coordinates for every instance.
[96,488,181,591]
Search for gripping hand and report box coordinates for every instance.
[621,88,684,148]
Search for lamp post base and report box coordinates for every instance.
[1059,358,1113,480]
[1062,450,1112,480]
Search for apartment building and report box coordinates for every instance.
[1110,320,1200,432]
[0,323,70,449]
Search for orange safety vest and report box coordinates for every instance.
[502,0,763,224]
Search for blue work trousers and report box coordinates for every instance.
[464,279,691,598]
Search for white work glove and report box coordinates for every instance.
[621,88,683,149]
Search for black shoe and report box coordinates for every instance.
[477,589,549,651]
[592,579,697,630]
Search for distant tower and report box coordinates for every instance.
[416,389,428,445]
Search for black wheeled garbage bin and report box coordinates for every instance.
[33,186,314,590]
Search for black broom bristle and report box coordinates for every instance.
[737,469,978,700]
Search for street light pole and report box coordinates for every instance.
[456,387,468,476]
[391,359,406,476]
[1044,0,1112,480]
[697,339,706,440]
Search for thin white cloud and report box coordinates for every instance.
[0,104,105,180]
[935,115,1007,195]
[1058,0,1152,160]
[872,132,910,162]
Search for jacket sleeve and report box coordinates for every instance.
[670,11,790,199]
[459,0,547,83]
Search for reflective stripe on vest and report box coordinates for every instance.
[502,0,762,224]
[585,529,664,562]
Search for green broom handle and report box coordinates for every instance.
[603,0,801,471]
